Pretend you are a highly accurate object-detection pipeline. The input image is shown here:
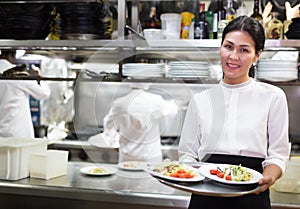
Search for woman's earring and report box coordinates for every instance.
[253,63,257,79]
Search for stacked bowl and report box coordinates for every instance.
[0,4,53,40]
[56,2,112,40]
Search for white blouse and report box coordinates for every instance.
[178,78,290,172]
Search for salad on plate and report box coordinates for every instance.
[146,159,205,182]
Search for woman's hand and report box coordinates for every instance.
[255,164,282,194]
[255,175,276,194]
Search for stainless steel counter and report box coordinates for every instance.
[0,161,299,209]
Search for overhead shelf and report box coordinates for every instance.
[0,39,299,51]
[0,0,105,3]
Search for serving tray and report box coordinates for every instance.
[156,177,261,197]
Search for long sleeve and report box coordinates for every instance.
[17,80,50,100]
[178,96,201,162]
[263,87,290,172]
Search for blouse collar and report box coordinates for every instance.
[220,78,253,90]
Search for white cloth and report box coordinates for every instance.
[0,59,51,138]
[178,78,290,172]
[103,89,177,163]
[0,59,15,73]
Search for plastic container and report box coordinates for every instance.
[0,137,48,181]
[143,29,165,40]
[160,13,182,39]
[274,160,300,193]
[29,150,69,180]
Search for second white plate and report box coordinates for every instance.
[80,166,116,176]
[117,161,147,171]
[199,163,263,185]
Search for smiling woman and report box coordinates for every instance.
[220,15,265,84]
[178,16,290,209]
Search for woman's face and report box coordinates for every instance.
[220,31,261,84]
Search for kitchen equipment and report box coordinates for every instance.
[143,29,165,40]
[160,13,181,39]
[29,150,68,180]
[125,25,146,40]
[34,125,48,138]
[0,137,47,180]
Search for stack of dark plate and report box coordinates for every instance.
[56,2,112,40]
[286,18,300,39]
[0,4,53,40]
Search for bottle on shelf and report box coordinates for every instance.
[213,0,226,39]
[265,12,283,39]
[250,0,263,25]
[194,3,210,39]
[144,6,161,29]
[206,10,214,39]
[236,1,247,17]
[225,0,236,22]
[189,18,195,39]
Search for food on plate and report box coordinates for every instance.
[209,164,254,182]
[122,162,139,169]
[89,167,108,174]
[152,159,196,179]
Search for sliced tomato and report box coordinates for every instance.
[210,169,218,175]
[225,175,232,181]
[169,172,178,178]
[217,172,224,178]
[177,169,186,173]
[177,173,187,178]
[185,172,195,178]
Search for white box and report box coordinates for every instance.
[29,150,68,180]
[0,137,48,181]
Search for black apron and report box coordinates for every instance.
[188,154,271,209]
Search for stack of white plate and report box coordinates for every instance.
[257,60,298,82]
[167,61,211,79]
[122,63,166,79]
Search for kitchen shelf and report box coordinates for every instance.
[0,76,76,82]
[0,39,299,51]
[0,0,105,3]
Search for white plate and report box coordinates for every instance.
[118,161,147,171]
[88,133,120,149]
[80,166,116,176]
[145,165,205,182]
[199,164,263,185]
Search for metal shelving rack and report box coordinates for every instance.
[0,0,299,83]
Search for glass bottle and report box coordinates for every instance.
[236,1,247,17]
[225,0,236,22]
[144,6,161,29]
[194,3,209,39]
[206,10,214,39]
[213,0,226,39]
[265,12,283,40]
[250,0,263,25]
